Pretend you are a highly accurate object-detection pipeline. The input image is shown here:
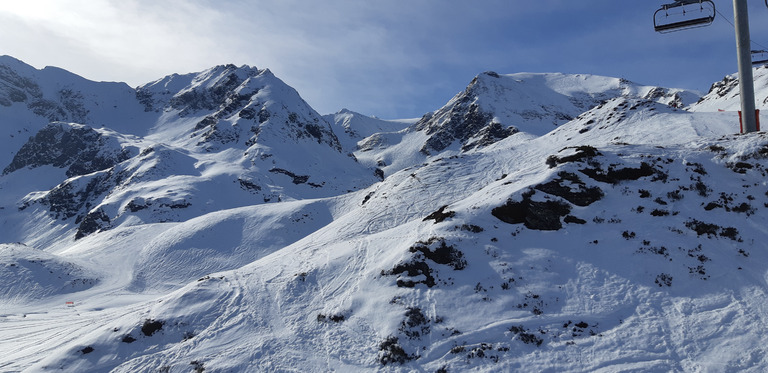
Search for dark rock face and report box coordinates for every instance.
[563,215,587,224]
[684,219,741,241]
[140,319,164,337]
[414,77,516,154]
[534,172,603,207]
[462,122,518,152]
[399,307,431,340]
[5,123,130,238]
[269,168,310,185]
[278,111,343,151]
[3,123,130,177]
[579,162,656,184]
[492,191,572,231]
[546,146,600,168]
[21,170,116,221]
[124,198,190,213]
[79,346,95,355]
[423,205,456,223]
[383,238,466,288]
[509,325,543,346]
[75,209,111,240]
[408,239,467,271]
[237,178,262,192]
[378,336,415,365]
[643,87,684,107]
[135,65,258,116]
[0,64,42,107]
[166,68,261,148]
[703,75,738,101]
[417,101,494,154]
[138,65,345,153]
[387,261,436,288]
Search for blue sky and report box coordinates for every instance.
[1,0,767,118]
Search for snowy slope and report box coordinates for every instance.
[8,122,766,372]
[1,57,768,372]
[0,243,98,304]
[546,97,740,146]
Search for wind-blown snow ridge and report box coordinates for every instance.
[1,56,768,372]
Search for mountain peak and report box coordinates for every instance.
[409,71,701,155]
[0,54,37,72]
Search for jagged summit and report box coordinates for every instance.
[136,64,263,114]
[138,63,343,154]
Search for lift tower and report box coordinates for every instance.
[654,0,759,133]
[733,0,758,133]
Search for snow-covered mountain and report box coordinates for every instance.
[351,71,702,177]
[0,55,153,169]
[412,71,699,151]
[0,58,378,248]
[2,56,768,372]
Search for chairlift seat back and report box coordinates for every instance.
[654,0,716,33]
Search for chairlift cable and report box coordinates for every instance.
[752,40,768,52]
[655,1,768,66]
[715,7,735,28]
[749,38,768,54]
[652,1,759,132]
[714,7,768,56]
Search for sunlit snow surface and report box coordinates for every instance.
[2,57,768,372]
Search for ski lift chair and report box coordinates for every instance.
[753,50,768,66]
[654,0,716,33]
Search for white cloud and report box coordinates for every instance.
[0,1,234,82]
[0,0,605,116]
[2,1,763,117]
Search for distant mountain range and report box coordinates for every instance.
[1,55,768,372]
